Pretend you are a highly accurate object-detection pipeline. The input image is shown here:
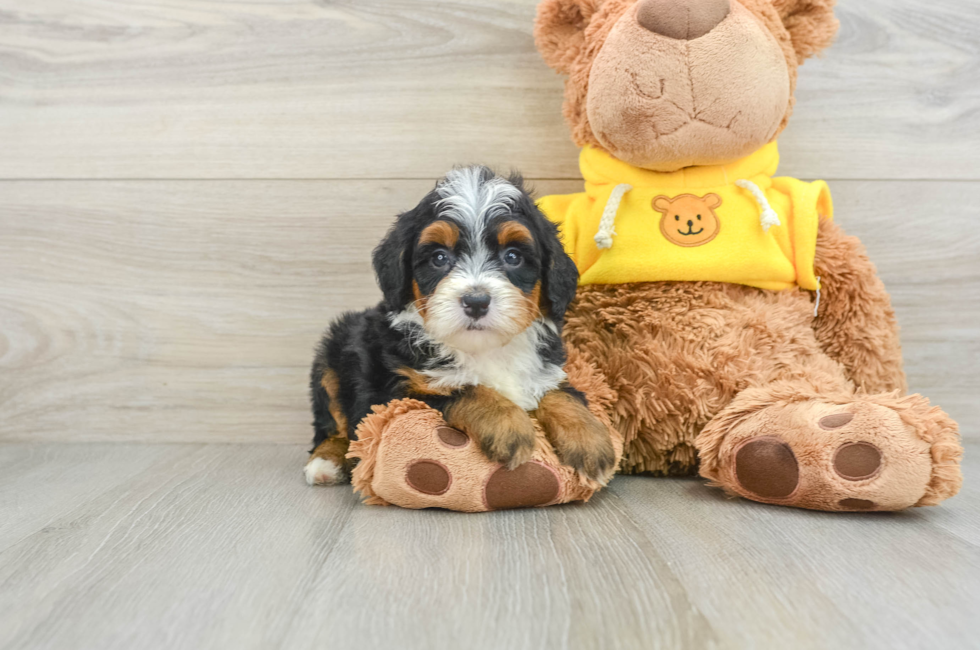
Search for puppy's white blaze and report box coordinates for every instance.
[304,457,344,486]
[435,167,522,232]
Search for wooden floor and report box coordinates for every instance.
[1,0,979,648]
[0,441,976,650]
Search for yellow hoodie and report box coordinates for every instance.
[538,143,832,291]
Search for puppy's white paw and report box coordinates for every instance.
[304,457,344,486]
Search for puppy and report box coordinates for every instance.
[304,167,615,487]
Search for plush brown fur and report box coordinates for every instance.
[563,279,832,475]
[812,217,906,394]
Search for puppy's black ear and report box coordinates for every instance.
[541,225,580,323]
[372,207,419,311]
[515,183,579,323]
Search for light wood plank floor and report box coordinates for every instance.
[0,441,977,650]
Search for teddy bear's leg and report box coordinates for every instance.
[812,217,907,394]
[697,373,963,511]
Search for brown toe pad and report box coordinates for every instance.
[819,413,855,430]
[406,460,452,496]
[839,498,876,511]
[484,462,560,510]
[734,437,800,499]
[833,442,882,481]
[437,426,469,448]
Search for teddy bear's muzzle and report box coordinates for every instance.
[636,0,731,41]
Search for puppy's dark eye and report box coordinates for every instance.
[502,249,523,267]
[431,250,452,269]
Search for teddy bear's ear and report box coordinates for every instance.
[652,196,672,213]
[704,193,723,209]
[534,0,601,75]
[773,0,840,62]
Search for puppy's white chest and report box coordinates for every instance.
[460,355,545,410]
[425,327,565,410]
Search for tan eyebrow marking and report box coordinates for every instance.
[497,221,533,246]
[418,220,459,248]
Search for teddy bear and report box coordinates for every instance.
[345,0,962,512]
[532,0,963,510]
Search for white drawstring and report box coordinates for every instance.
[737,179,820,315]
[594,184,632,250]
[813,276,822,317]
[735,179,781,232]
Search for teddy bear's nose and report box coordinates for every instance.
[635,0,731,40]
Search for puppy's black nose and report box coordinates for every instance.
[461,293,491,319]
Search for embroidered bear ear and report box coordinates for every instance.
[704,193,723,209]
[534,0,602,75]
[772,0,840,63]
[652,196,673,214]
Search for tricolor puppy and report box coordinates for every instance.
[305,167,615,487]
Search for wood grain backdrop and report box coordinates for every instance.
[1,0,978,443]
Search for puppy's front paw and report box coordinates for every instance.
[477,408,538,470]
[558,431,616,484]
[305,436,352,486]
[446,386,537,470]
[536,391,616,484]
[305,456,346,485]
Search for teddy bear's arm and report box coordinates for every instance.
[811,217,907,394]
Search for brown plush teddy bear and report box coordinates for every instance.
[533,0,963,511]
[345,0,962,512]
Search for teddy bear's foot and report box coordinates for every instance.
[345,399,616,512]
[697,389,963,511]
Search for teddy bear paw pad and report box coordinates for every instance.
[484,462,561,510]
[838,498,876,511]
[833,442,882,481]
[733,436,800,499]
[436,426,469,448]
[405,460,452,496]
[818,413,854,429]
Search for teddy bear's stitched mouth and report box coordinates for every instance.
[625,68,743,140]
[629,71,665,101]
[678,227,704,236]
